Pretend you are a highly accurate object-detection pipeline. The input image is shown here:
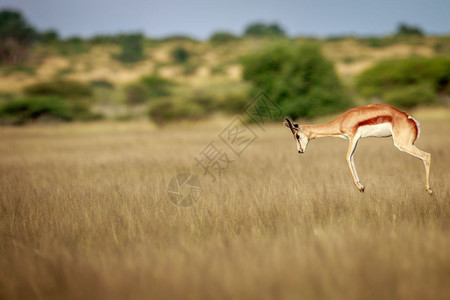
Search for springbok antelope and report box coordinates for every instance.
[284,104,432,194]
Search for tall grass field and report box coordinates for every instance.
[0,119,449,299]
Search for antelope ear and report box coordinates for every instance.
[293,123,303,132]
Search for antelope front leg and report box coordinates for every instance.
[346,138,365,193]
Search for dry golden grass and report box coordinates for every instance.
[0,119,449,300]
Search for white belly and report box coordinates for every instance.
[357,123,392,138]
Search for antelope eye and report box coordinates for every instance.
[295,134,300,139]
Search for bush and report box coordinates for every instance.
[0,96,102,125]
[0,92,13,102]
[358,36,397,48]
[189,83,250,114]
[242,42,351,119]
[0,96,73,124]
[89,34,116,44]
[146,81,251,123]
[57,36,88,55]
[1,64,35,76]
[146,82,251,123]
[123,75,174,106]
[159,35,197,43]
[69,102,102,121]
[90,79,114,89]
[19,80,101,122]
[209,31,239,45]
[24,80,93,98]
[384,83,435,108]
[433,37,450,54]
[124,83,147,105]
[140,75,173,98]
[216,90,249,114]
[356,57,450,107]
[171,46,190,63]
[148,98,205,124]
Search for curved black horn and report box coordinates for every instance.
[284,117,296,133]
[284,117,292,127]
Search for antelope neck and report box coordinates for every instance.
[301,120,342,139]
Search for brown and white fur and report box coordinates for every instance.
[284,104,432,194]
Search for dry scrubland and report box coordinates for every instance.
[0,37,440,93]
[0,117,449,300]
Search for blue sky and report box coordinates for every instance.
[1,0,449,39]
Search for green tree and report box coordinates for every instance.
[242,42,350,119]
[39,29,59,43]
[116,33,145,63]
[0,9,37,64]
[244,22,285,37]
[396,23,424,36]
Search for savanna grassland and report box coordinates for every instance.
[0,115,449,300]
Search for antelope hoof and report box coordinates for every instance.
[358,185,365,193]
[426,187,433,195]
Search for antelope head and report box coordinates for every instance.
[283,117,309,154]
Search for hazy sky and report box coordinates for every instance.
[1,0,449,39]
